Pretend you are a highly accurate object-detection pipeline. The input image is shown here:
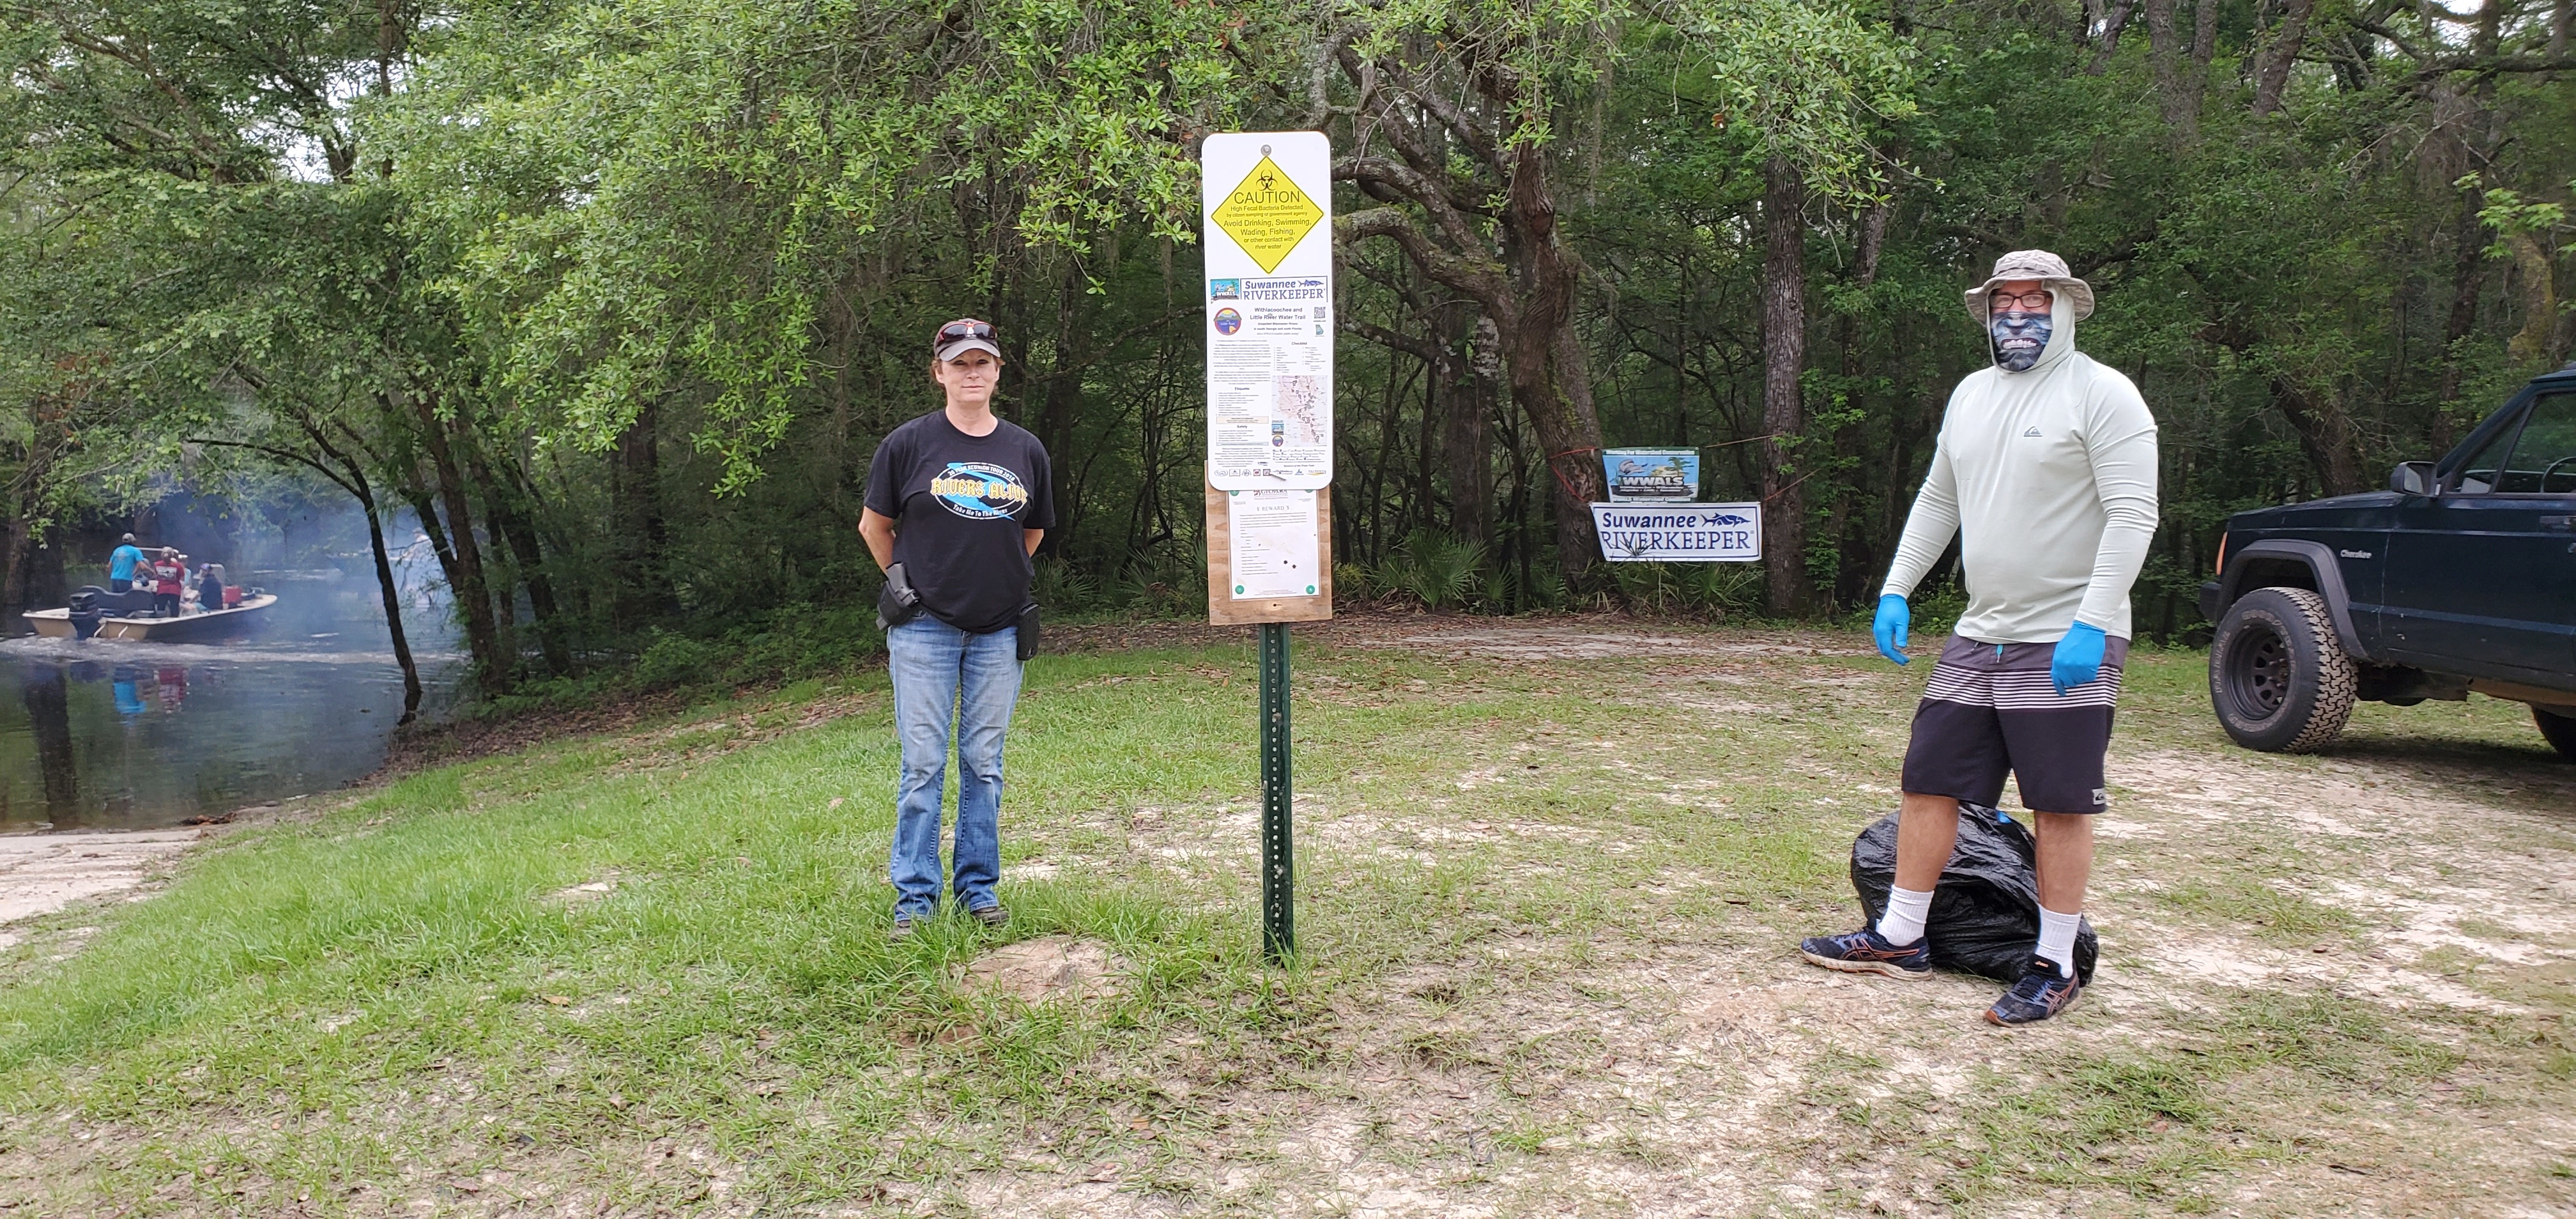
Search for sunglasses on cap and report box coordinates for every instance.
[934,319,996,347]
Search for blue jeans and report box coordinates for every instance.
[886,617,1023,917]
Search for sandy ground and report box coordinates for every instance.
[987,615,2576,1217]
[0,830,201,947]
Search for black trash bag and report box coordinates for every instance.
[1849,804,2097,983]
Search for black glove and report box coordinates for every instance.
[876,562,922,631]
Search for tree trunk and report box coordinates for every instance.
[2251,0,2316,115]
[1829,202,1892,607]
[2504,231,2564,367]
[2273,378,2368,496]
[2430,169,2496,452]
[403,483,464,600]
[1034,261,1084,554]
[1444,313,1500,552]
[15,526,63,613]
[0,484,27,623]
[1759,158,1813,617]
[466,443,570,677]
[2085,0,2137,73]
[2143,0,2189,131]
[1,393,66,623]
[402,390,508,693]
[0,515,21,625]
[1335,82,1605,594]
[335,461,425,724]
[610,399,679,629]
[295,424,426,721]
[196,420,430,722]
[1495,146,1607,592]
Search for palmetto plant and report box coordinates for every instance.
[1374,531,1488,611]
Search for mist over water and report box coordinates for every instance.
[1,510,465,830]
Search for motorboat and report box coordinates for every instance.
[24,590,277,641]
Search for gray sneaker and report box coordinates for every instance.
[969,904,1009,927]
[889,914,916,942]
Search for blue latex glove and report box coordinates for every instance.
[1872,594,1911,664]
[2051,621,2108,695]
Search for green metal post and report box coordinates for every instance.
[1258,622,1294,962]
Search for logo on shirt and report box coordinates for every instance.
[2022,426,2043,438]
[930,462,1031,521]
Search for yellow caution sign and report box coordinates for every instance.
[1211,155,1324,274]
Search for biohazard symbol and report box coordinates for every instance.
[1211,152,1323,274]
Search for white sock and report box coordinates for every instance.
[1876,885,1933,946]
[2036,906,2082,977]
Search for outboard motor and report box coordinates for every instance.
[66,586,107,640]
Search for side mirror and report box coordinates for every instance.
[2389,461,2435,496]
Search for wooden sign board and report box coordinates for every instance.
[1206,482,1333,625]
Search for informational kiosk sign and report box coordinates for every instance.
[1201,132,1336,966]
[1202,130,1335,626]
[1590,502,1764,562]
[1202,132,1334,491]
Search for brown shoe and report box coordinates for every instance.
[969,904,1009,927]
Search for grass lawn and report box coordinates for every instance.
[0,615,2570,1216]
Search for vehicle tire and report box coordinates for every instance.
[2536,707,2576,762]
[2209,586,2358,753]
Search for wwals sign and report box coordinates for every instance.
[1603,448,1701,502]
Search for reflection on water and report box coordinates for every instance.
[0,572,459,830]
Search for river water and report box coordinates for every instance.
[0,573,460,831]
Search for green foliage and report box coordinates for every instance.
[4,0,2575,678]
[1692,0,1917,200]
[1370,531,1489,611]
[388,0,1254,491]
[1607,560,1766,618]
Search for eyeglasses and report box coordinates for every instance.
[935,319,995,346]
[1989,289,2053,312]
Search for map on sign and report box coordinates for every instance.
[1273,375,1326,445]
[1210,155,1325,275]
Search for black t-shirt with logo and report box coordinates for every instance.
[863,410,1055,634]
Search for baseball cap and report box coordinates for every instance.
[933,318,1002,363]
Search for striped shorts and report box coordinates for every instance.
[1899,634,2127,815]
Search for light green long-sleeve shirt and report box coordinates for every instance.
[1881,300,2160,643]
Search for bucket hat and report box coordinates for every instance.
[1964,249,2095,326]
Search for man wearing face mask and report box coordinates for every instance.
[1799,250,2159,1026]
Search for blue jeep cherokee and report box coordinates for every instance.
[2200,362,2576,758]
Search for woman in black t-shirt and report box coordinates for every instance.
[859,319,1054,940]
